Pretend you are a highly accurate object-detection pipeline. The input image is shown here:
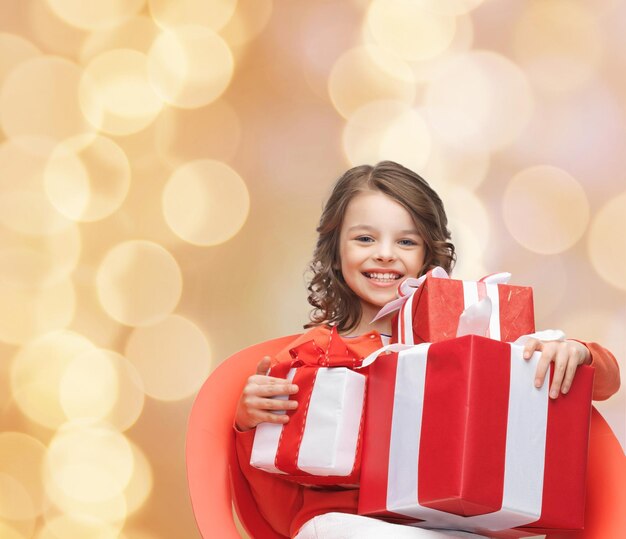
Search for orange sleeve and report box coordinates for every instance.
[577,341,621,401]
[234,427,303,537]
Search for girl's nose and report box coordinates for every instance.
[374,243,396,262]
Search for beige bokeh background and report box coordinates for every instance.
[0,1,624,537]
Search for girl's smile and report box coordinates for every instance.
[361,269,403,286]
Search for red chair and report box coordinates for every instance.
[562,407,626,539]
[186,337,626,539]
[186,335,297,539]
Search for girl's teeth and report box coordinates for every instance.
[366,272,399,280]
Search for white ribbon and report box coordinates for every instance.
[359,343,415,368]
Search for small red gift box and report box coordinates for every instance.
[250,328,366,486]
[384,269,534,345]
[358,335,594,536]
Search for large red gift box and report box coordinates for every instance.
[389,270,534,345]
[250,328,366,486]
[358,335,594,536]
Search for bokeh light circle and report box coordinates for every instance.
[45,0,145,31]
[79,49,163,136]
[26,0,85,59]
[342,100,432,172]
[503,165,590,254]
[37,512,120,539]
[0,138,73,236]
[10,331,97,429]
[59,348,118,423]
[148,0,237,32]
[379,108,432,173]
[0,433,47,520]
[422,141,490,190]
[424,51,533,152]
[448,217,487,280]
[0,277,75,345]
[366,0,457,62]
[412,0,484,16]
[220,0,274,48]
[0,32,40,86]
[96,240,182,327]
[102,353,145,432]
[446,186,490,251]
[0,56,93,142]
[80,16,160,63]
[147,25,234,109]
[42,493,126,534]
[328,45,416,120]
[162,160,250,246]
[45,423,134,504]
[588,191,626,291]
[513,0,603,95]
[44,135,131,222]
[124,442,153,515]
[124,315,211,401]
[0,221,81,288]
[57,348,144,432]
[0,474,34,527]
[408,13,475,85]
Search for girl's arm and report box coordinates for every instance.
[581,341,621,401]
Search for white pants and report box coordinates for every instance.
[294,513,489,539]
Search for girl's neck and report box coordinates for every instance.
[339,308,392,338]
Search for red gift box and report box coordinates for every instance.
[358,335,594,536]
[250,327,367,486]
[386,270,534,345]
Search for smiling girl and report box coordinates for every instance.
[233,161,620,539]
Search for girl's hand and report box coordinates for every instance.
[235,356,299,431]
[523,339,591,399]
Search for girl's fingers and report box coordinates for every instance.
[534,346,554,388]
[561,354,580,394]
[247,373,298,386]
[256,397,298,411]
[523,338,542,360]
[257,412,290,425]
[243,380,299,398]
[549,345,570,398]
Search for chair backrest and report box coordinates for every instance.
[186,335,298,539]
[187,336,626,539]
[572,407,626,539]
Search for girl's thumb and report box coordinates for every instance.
[256,356,272,375]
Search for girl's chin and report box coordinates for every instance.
[360,293,396,313]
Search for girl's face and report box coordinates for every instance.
[338,190,426,321]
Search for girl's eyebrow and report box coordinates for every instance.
[347,224,421,235]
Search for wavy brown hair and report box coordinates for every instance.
[305,161,455,333]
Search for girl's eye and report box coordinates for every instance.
[398,239,418,246]
[355,236,374,243]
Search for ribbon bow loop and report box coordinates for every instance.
[288,327,362,369]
